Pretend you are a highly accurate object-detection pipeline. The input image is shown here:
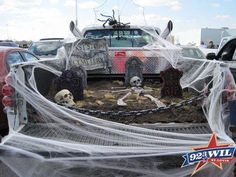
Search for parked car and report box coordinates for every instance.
[0,41,19,47]
[206,36,236,80]
[198,47,217,56]
[28,38,64,59]
[0,47,39,137]
[181,46,206,59]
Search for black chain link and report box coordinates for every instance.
[63,93,206,118]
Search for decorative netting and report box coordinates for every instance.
[0,26,236,177]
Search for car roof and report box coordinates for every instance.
[0,41,18,46]
[0,46,24,52]
[0,47,25,65]
[40,38,64,41]
[33,40,64,44]
[180,45,199,49]
[0,46,40,61]
[0,41,16,44]
[82,25,160,34]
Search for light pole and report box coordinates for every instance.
[75,0,78,27]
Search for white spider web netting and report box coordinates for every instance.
[1,27,236,177]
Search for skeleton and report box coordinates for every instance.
[117,76,165,107]
[54,89,75,107]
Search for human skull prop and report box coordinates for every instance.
[130,76,142,87]
[54,89,75,107]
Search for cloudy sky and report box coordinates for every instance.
[0,0,235,44]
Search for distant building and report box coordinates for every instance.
[201,27,236,47]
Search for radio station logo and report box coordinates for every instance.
[181,133,235,176]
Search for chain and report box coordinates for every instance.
[65,93,206,118]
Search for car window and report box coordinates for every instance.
[111,30,132,47]
[6,52,24,67]
[84,29,153,47]
[29,41,63,56]
[232,48,236,61]
[219,38,229,49]
[21,52,38,61]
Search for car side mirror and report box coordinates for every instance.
[206,53,216,60]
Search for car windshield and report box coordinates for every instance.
[182,47,206,59]
[29,41,63,56]
[84,29,154,47]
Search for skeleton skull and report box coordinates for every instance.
[130,76,142,87]
[54,89,75,107]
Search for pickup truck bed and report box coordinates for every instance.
[1,123,212,177]
[2,59,229,177]
[3,123,211,152]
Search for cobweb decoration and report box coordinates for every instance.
[0,27,236,177]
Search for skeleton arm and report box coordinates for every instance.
[144,94,165,107]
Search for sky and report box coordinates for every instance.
[0,0,235,44]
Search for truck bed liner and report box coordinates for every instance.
[19,123,211,146]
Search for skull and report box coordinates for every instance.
[54,89,75,107]
[130,76,142,87]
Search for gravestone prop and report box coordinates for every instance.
[160,68,183,98]
[56,69,84,101]
[70,66,87,88]
[64,38,111,71]
[124,57,143,87]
